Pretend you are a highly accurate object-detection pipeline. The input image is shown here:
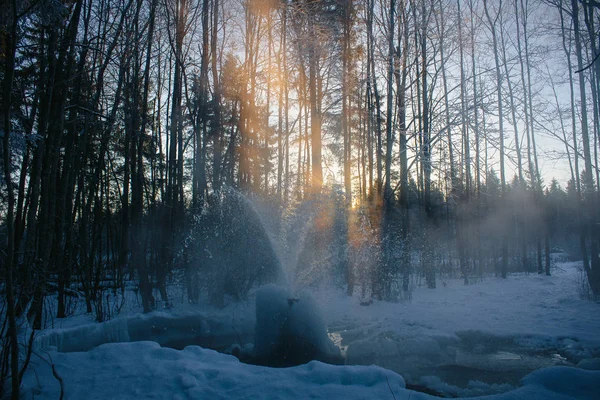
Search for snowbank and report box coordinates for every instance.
[22,342,405,400]
[33,309,254,353]
[21,341,599,400]
[24,261,600,399]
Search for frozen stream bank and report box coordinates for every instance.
[27,261,600,398]
[30,310,598,398]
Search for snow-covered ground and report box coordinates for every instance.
[21,261,600,399]
[21,341,600,400]
[317,261,600,396]
[321,261,600,344]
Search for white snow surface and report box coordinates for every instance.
[22,342,599,400]
[22,261,600,399]
[320,261,600,343]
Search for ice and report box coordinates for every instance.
[253,284,342,365]
[254,284,290,357]
[34,310,254,353]
[33,317,131,353]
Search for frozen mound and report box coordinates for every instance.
[253,284,343,366]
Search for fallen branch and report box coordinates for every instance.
[386,376,398,400]
[35,351,65,400]
[51,362,64,400]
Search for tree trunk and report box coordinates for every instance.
[484,0,508,278]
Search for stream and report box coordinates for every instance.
[158,326,577,397]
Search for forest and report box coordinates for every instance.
[1,0,600,398]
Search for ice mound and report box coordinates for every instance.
[253,284,343,366]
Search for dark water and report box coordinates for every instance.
[331,329,577,397]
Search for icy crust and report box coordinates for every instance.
[33,309,254,353]
[22,341,599,400]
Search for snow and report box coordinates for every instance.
[23,342,407,400]
[576,358,600,370]
[419,375,515,398]
[519,366,600,400]
[21,341,599,400]
[319,262,600,365]
[21,261,600,399]
[34,308,254,353]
